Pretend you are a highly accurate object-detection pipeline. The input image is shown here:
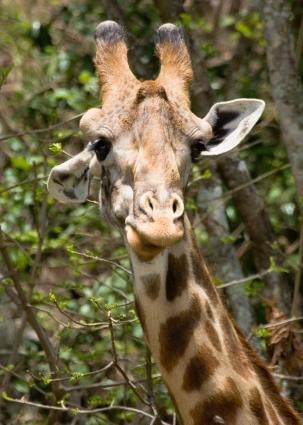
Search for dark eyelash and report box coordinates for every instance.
[191,139,207,162]
[89,137,112,162]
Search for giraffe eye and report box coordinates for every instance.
[191,140,207,163]
[89,137,112,162]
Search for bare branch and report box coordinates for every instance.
[218,269,272,289]
[0,113,83,142]
[108,311,150,406]
[0,176,47,195]
[68,247,132,275]
[2,396,171,423]
[0,229,63,401]
[273,373,303,382]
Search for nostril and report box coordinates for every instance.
[172,200,178,214]
[139,192,184,219]
[148,198,154,210]
[171,195,184,218]
[139,192,156,218]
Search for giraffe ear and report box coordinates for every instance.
[47,148,98,204]
[201,99,265,156]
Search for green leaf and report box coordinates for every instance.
[49,291,57,303]
[220,15,235,28]
[15,380,29,394]
[11,156,31,171]
[220,234,238,244]
[0,64,13,89]
[252,327,270,339]
[70,372,84,383]
[42,376,52,386]
[87,394,103,407]
[213,276,224,286]
[79,70,91,84]
[49,142,63,154]
[179,13,192,28]
[66,244,74,253]
[2,391,12,401]
[71,407,79,416]
[201,168,212,179]
[268,257,289,273]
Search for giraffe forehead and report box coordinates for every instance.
[81,88,193,151]
[136,80,168,102]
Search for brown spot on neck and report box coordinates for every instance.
[166,253,189,301]
[190,376,243,425]
[182,344,219,392]
[159,294,202,372]
[142,273,161,300]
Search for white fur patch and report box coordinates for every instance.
[47,149,94,204]
[201,98,265,156]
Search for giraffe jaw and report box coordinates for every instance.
[125,216,184,261]
[125,225,165,261]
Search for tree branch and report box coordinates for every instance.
[263,0,303,211]
[0,229,63,403]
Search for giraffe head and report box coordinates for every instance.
[48,21,264,261]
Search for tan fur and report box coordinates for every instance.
[95,39,138,101]
[125,225,164,261]
[93,24,302,424]
[131,219,302,425]
[156,28,193,107]
[50,21,302,425]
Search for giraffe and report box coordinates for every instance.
[47,21,302,425]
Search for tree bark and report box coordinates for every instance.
[218,154,292,311]
[262,3,303,400]
[263,0,303,322]
[263,0,303,212]
[197,165,256,332]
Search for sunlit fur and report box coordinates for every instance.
[48,21,302,424]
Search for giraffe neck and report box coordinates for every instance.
[127,215,301,425]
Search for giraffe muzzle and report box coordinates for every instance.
[125,192,185,260]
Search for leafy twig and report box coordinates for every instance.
[0,113,84,142]
[0,229,63,402]
[108,311,150,406]
[2,394,171,422]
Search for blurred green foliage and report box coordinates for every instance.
[0,0,302,423]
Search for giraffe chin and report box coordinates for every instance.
[125,225,165,261]
[125,221,184,262]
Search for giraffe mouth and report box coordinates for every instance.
[125,216,184,261]
[125,225,165,261]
